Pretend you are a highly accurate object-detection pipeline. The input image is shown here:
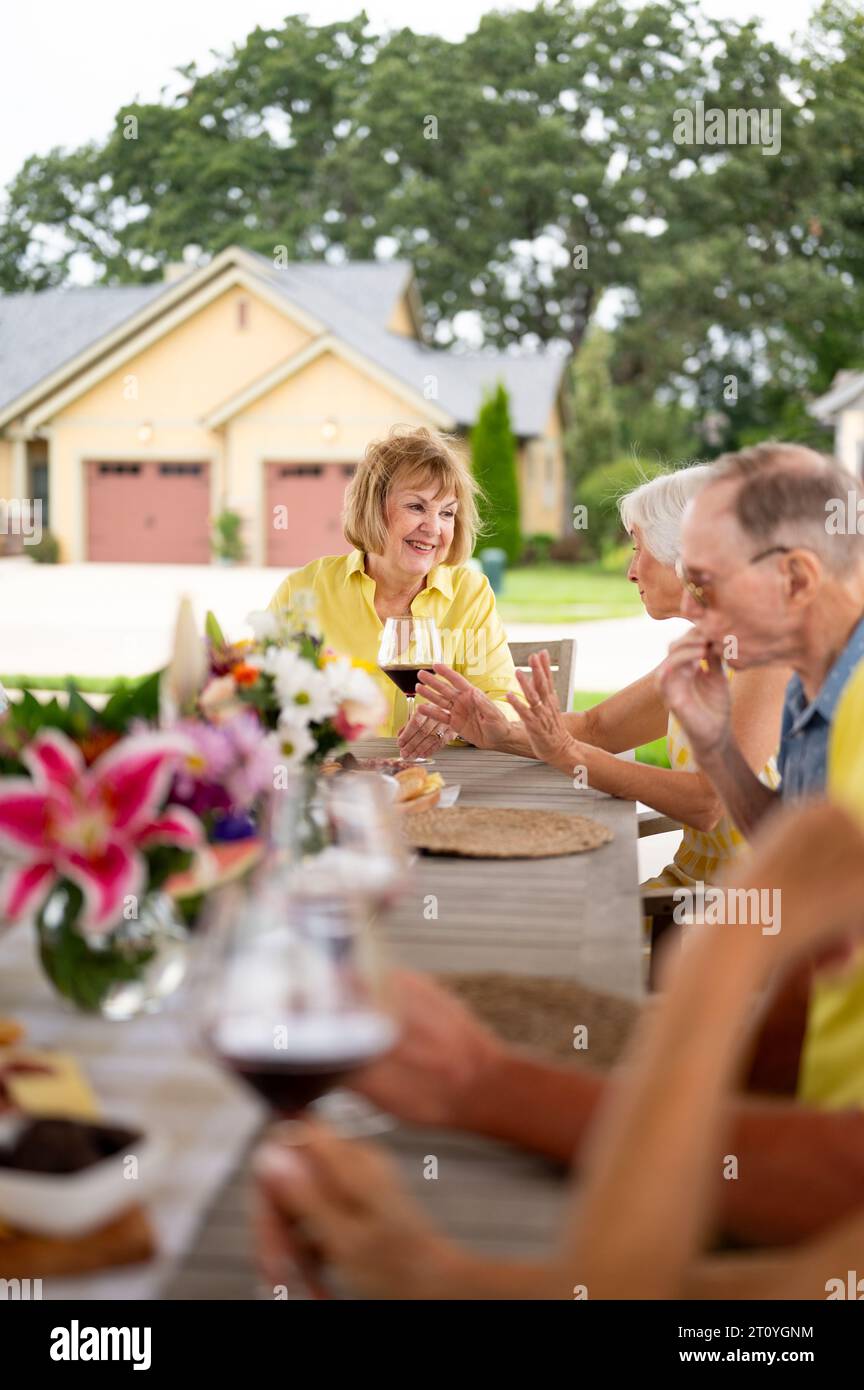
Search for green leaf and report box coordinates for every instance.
[144,844,194,891]
[205,610,225,647]
[37,883,158,1014]
[65,684,98,736]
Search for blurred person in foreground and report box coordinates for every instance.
[254,793,864,1298]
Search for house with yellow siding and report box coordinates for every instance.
[0,248,570,565]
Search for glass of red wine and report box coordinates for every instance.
[377,614,443,761]
[198,877,398,1129]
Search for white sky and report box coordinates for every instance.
[1,0,819,195]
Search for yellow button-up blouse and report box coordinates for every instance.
[268,550,521,736]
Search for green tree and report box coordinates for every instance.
[2,0,864,449]
[566,327,620,488]
[471,384,521,564]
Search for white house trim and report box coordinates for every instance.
[11,439,27,499]
[202,333,455,431]
[809,371,864,423]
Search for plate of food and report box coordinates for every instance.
[322,753,450,813]
[0,1114,167,1239]
[389,766,446,814]
[322,752,433,776]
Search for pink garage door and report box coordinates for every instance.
[87,461,211,563]
[265,462,355,567]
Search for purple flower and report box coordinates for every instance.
[168,712,276,817]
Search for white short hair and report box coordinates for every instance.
[618,464,714,566]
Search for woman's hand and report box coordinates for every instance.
[506,651,576,770]
[397,709,451,759]
[253,1122,467,1300]
[415,665,512,750]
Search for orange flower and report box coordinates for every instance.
[231,662,260,687]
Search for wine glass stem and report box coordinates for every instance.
[406,694,416,725]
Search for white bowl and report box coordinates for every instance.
[0,1119,168,1237]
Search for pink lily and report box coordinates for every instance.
[0,728,202,936]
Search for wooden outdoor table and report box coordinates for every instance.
[166,741,642,1299]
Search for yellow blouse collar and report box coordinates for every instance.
[345,549,454,600]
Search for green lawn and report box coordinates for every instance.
[496,562,639,624]
[0,674,122,693]
[572,689,669,769]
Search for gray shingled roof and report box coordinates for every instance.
[0,284,167,413]
[244,253,567,436]
[0,255,567,436]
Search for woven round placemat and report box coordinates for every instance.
[402,805,613,858]
[436,972,643,1069]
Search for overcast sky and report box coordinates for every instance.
[1,0,818,199]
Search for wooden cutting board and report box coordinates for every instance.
[0,1206,156,1279]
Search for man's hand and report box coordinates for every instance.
[506,651,575,770]
[415,665,512,750]
[348,969,505,1128]
[397,709,451,760]
[656,634,731,762]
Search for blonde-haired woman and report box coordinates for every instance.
[269,425,521,758]
[419,464,791,889]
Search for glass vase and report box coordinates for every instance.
[36,882,190,1021]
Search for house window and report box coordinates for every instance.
[158,463,204,476]
[237,298,249,330]
[98,463,142,475]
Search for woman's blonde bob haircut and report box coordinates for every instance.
[342,425,481,566]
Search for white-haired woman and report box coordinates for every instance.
[418,465,790,890]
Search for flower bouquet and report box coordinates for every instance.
[0,597,385,1014]
[0,711,201,1019]
[169,604,386,861]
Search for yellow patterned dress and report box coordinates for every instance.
[642,670,781,897]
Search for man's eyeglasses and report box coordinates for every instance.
[675,546,794,610]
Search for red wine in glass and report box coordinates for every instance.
[211,1011,397,1117]
[377,617,443,762]
[380,664,433,696]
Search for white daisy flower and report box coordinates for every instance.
[274,717,317,769]
[267,649,336,723]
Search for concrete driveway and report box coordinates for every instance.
[0,558,687,689]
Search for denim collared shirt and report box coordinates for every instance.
[778,612,864,799]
